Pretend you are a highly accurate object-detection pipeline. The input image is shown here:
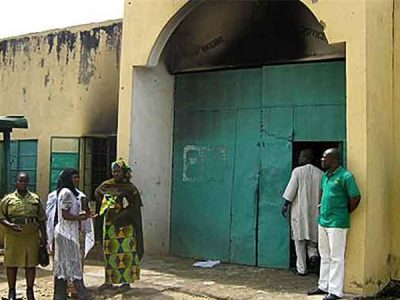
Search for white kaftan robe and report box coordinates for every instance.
[283,164,323,243]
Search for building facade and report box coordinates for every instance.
[0,19,122,196]
[0,20,122,242]
[116,0,400,296]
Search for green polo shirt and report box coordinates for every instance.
[318,166,360,228]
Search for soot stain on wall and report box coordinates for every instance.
[0,21,122,86]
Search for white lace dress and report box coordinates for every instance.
[54,188,82,280]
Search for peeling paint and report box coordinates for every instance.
[55,30,77,63]
[47,34,55,54]
[22,87,27,102]
[0,40,7,64]
[0,22,122,81]
[21,37,30,59]
[44,71,51,87]
[78,29,99,85]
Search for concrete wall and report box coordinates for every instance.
[118,0,396,295]
[0,20,122,198]
[391,0,400,281]
[362,0,394,294]
[130,61,175,254]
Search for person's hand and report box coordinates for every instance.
[40,237,47,247]
[281,205,289,218]
[46,242,53,254]
[281,200,291,218]
[88,211,98,219]
[8,223,21,232]
[79,212,89,221]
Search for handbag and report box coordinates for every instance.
[38,244,49,267]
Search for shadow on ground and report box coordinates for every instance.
[89,287,174,300]
[139,255,318,293]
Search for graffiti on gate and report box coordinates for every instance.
[182,144,227,182]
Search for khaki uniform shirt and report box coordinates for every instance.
[0,190,46,222]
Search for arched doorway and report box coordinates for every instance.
[140,0,346,268]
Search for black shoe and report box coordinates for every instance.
[309,255,319,266]
[54,278,67,300]
[6,288,16,300]
[119,283,131,291]
[26,288,35,300]
[73,279,92,300]
[7,288,16,300]
[307,287,328,295]
[292,269,308,276]
[324,293,341,300]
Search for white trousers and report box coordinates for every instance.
[318,225,348,297]
[294,240,318,274]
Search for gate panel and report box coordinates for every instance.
[257,108,292,268]
[230,109,260,265]
[171,110,236,261]
[294,105,345,141]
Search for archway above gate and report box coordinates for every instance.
[163,0,343,73]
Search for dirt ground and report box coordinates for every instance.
[0,254,358,300]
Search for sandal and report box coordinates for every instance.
[119,283,130,291]
[97,283,112,292]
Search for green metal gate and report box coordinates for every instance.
[171,61,346,267]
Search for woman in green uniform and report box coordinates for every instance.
[95,159,144,291]
[0,172,47,300]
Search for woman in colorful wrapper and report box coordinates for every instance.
[95,159,144,291]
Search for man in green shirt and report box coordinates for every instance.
[308,148,361,300]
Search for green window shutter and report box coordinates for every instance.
[7,140,38,192]
[50,138,80,191]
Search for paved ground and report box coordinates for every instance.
[0,254,358,300]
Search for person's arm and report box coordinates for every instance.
[348,195,361,213]
[94,184,105,205]
[61,209,88,221]
[318,189,322,205]
[39,221,47,245]
[0,197,21,232]
[345,174,361,213]
[281,170,297,217]
[281,200,291,217]
[0,219,21,232]
[36,198,48,244]
[60,189,89,221]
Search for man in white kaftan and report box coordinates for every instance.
[282,149,323,275]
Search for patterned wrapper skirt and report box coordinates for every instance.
[4,224,39,267]
[103,212,140,284]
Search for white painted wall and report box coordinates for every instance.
[130,60,175,254]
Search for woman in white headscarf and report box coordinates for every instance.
[52,168,95,300]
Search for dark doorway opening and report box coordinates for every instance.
[289,141,343,270]
[292,141,343,170]
[83,136,117,242]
